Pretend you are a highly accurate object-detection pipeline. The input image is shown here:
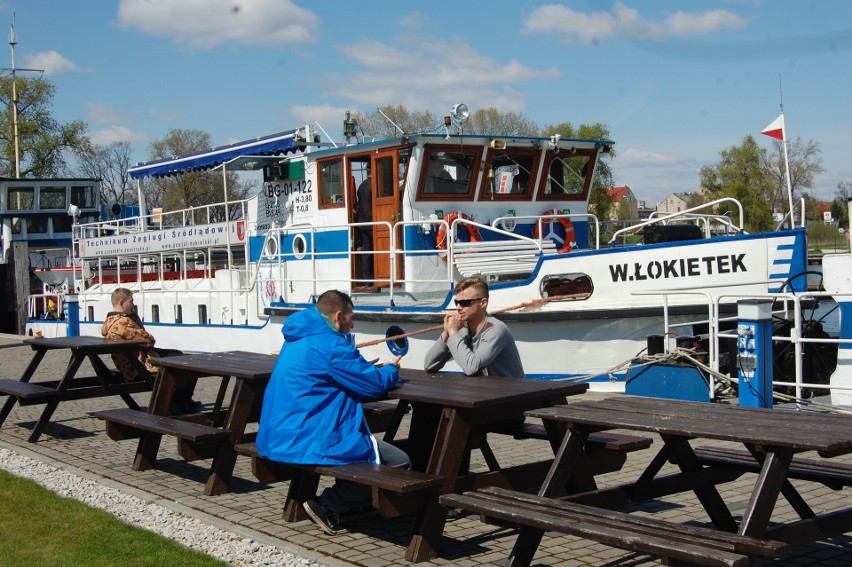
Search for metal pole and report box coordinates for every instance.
[9,22,19,178]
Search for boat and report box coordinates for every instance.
[0,178,103,325]
[23,110,814,389]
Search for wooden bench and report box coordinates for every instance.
[0,378,57,403]
[362,400,406,433]
[440,486,790,567]
[452,240,557,278]
[233,441,445,520]
[694,446,852,491]
[95,407,232,463]
[485,421,653,475]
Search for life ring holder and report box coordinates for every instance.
[436,211,481,258]
[533,210,575,253]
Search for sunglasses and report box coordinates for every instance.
[454,297,484,307]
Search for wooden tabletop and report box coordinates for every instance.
[23,336,147,353]
[392,370,588,408]
[149,350,277,380]
[528,396,852,456]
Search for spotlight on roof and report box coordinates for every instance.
[451,103,469,123]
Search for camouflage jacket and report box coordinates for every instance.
[101,312,156,381]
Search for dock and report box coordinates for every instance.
[0,332,850,566]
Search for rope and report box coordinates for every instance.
[556,345,852,416]
[354,292,588,349]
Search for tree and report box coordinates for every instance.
[0,75,89,177]
[466,108,538,136]
[143,129,256,223]
[542,121,616,221]
[834,179,852,229]
[761,137,824,215]
[75,141,136,206]
[700,136,775,233]
[355,105,437,139]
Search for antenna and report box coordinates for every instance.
[3,15,45,178]
[377,108,405,136]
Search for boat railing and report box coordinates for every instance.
[492,212,601,250]
[646,211,741,236]
[72,198,251,244]
[609,198,745,246]
[633,285,852,403]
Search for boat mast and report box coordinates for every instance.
[4,16,44,178]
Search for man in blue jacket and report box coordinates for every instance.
[256,290,407,535]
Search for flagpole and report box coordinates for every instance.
[780,112,795,228]
[778,77,795,228]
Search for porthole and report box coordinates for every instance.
[385,325,409,356]
[292,234,307,259]
[263,236,279,258]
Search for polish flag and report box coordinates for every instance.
[761,114,785,141]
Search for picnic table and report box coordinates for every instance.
[444,395,852,566]
[95,350,277,495]
[0,336,150,442]
[380,370,589,561]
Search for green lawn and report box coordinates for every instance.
[0,469,230,567]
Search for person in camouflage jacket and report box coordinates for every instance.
[101,288,200,412]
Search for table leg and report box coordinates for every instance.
[405,407,470,563]
[667,435,738,533]
[739,446,794,537]
[133,366,176,470]
[28,353,86,443]
[87,353,141,410]
[205,378,258,496]
[509,425,598,566]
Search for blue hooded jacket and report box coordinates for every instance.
[256,306,399,465]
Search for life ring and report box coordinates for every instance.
[436,212,481,253]
[533,209,575,253]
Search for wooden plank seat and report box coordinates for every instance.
[440,486,791,567]
[362,400,407,433]
[0,378,57,402]
[452,239,557,278]
[694,446,852,491]
[233,441,445,519]
[483,420,653,475]
[95,407,230,444]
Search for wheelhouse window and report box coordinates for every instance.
[52,216,73,233]
[39,186,67,210]
[480,147,538,201]
[417,145,482,200]
[318,158,344,209]
[7,187,34,210]
[70,186,97,208]
[538,149,597,201]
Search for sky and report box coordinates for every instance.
[3,0,850,207]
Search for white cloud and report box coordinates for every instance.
[117,0,319,48]
[149,108,181,122]
[331,37,560,112]
[85,103,133,126]
[89,125,149,146]
[523,3,745,44]
[616,148,691,168]
[21,51,80,75]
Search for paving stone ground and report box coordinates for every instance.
[1,333,851,566]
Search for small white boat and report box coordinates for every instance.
[24,114,813,389]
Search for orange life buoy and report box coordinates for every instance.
[436,212,481,253]
[532,209,575,253]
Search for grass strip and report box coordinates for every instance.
[0,469,229,567]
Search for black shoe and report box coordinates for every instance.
[303,500,345,535]
[183,399,203,410]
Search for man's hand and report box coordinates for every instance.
[443,313,465,337]
[381,355,402,369]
